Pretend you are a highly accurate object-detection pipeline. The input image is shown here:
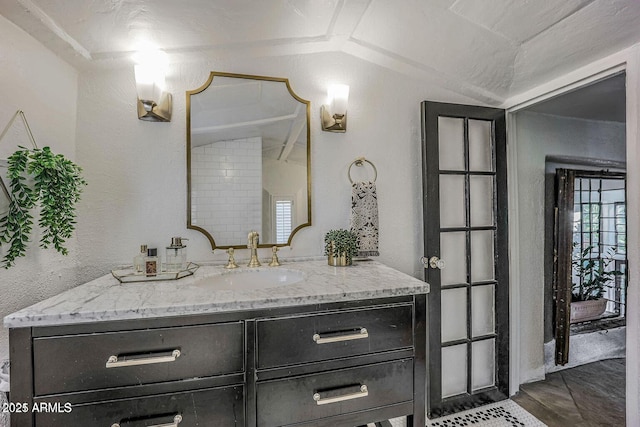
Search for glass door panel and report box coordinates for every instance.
[472,285,495,337]
[442,288,468,342]
[438,117,465,171]
[440,232,468,286]
[468,119,494,172]
[442,344,468,398]
[471,230,495,282]
[470,176,495,227]
[472,339,496,390]
[440,175,466,228]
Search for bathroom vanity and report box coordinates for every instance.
[5,260,429,427]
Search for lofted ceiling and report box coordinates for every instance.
[1,0,640,106]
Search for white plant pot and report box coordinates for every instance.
[570,298,607,323]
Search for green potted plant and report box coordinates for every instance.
[0,146,87,268]
[324,229,359,266]
[570,244,623,323]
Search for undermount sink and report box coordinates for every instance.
[193,268,305,290]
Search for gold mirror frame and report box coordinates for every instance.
[186,72,311,250]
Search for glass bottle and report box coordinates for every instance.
[165,237,187,272]
[133,244,148,274]
[144,248,160,277]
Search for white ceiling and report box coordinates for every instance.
[1,0,639,106]
[527,72,626,123]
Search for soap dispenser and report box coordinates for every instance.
[165,237,188,272]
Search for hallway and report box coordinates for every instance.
[512,358,625,426]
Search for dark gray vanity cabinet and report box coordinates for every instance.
[35,386,245,426]
[11,319,246,427]
[256,304,414,368]
[33,322,244,395]
[9,295,426,427]
[256,359,414,427]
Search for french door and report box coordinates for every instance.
[421,101,509,417]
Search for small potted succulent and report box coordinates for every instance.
[324,229,359,266]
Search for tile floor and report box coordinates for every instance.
[426,400,546,427]
[512,358,625,426]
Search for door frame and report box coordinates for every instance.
[553,168,628,366]
[503,44,639,426]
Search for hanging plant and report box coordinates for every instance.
[0,146,87,268]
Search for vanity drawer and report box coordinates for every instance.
[33,322,244,395]
[256,358,413,427]
[256,304,413,368]
[35,385,244,426]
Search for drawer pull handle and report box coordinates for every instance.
[106,349,181,368]
[312,328,368,344]
[313,384,369,405]
[111,414,183,427]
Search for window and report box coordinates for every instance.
[615,202,626,254]
[572,175,626,319]
[583,202,600,246]
[274,198,294,244]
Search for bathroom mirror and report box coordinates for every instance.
[187,72,311,250]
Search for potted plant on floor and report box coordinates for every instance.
[0,146,87,268]
[324,229,359,266]
[570,244,623,323]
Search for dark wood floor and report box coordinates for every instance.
[512,358,625,426]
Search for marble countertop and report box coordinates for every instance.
[4,260,429,328]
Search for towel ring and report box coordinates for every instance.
[348,157,377,184]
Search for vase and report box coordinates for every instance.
[327,242,352,266]
[570,298,607,323]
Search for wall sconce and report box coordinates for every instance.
[321,84,349,132]
[134,49,172,122]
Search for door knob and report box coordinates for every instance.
[420,256,445,269]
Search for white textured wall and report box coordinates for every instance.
[514,111,626,384]
[625,48,640,425]
[0,15,78,361]
[74,52,478,281]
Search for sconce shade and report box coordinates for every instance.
[329,84,349,115]
[134,49,172,122]
[321,84,349,133]
[135,64,164,97]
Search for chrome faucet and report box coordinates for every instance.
[247,231,261,267]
